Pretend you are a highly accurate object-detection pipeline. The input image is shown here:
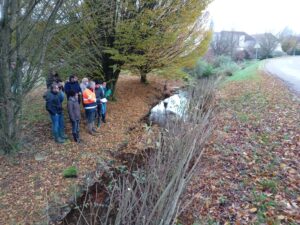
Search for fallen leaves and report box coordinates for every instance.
[0,75,183,224]
[180,73,300,224]
[249,208,257,213]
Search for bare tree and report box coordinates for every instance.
[255,33,279,59]
[211,31,240,57]
[0,0,63,153]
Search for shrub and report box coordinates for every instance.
[186,55,241,78]
[218,62,240,76]
[272,50,286,58]
[186,59,214,79]
[63,166,78,178]
[212,55,232,67]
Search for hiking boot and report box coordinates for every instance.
[55,137,65,144]
[97,118,101,128]
[72,133,78,142]
[101,115,106,123]
[92,127,100,133]
[54,133,65,144]
[88,124,96,136]
[76,133,83,143]
[89,131,96,136]
[59,130,68,139]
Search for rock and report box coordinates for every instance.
[34,153,46,161]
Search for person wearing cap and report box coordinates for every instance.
[82,81,98,135]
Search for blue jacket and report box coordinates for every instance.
[64,81,81,99]
[45,91,64,115]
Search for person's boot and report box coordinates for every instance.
[72,133,78,142]
[97,117,101,128]
[88,123,95,136]
[92,127,100,133]
[76,132,81,143]
[101,114,106,123]
[54,132,65,144]
[59,130,68,139]
[92,122,99,133]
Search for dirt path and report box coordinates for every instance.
[181,72,300,224]
[0,75,181,224]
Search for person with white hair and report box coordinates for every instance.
[80,77,89,92]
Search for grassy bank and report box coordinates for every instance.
[226,60,262,82]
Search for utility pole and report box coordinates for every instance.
[254,43,261,60]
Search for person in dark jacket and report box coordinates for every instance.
[101,82,109,123]
[67,90,81,143]
[64,75,82,102]
[95,80,105,127]
[46,71,60,89]
[45,83,67,143]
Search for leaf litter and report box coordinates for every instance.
[0,75,183,224]
[180,73,300,224]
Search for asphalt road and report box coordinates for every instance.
[265,56,300,94]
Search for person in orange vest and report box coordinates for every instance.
[82,81,98,135]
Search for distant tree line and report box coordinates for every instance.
[209,28,300,61]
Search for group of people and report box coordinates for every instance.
[44,72,111,144]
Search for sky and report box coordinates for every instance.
[208,0,300,35]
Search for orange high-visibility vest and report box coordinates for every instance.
[82,89,96,105]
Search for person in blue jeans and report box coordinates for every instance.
[45,83,67,143]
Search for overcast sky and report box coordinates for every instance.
[208,0,300,35]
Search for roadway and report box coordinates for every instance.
[264,56,300,94]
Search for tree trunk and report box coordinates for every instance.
[0,0,63,153]
[140,70,148,84]
[0,0,18,153]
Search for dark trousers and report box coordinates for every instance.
[96,103,102,118]
[85,108,96,124]
[71,120,80,134]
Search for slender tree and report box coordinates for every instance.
[0,0,63,153]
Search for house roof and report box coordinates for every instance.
[252,33,278,41]
[216,31,256,42]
